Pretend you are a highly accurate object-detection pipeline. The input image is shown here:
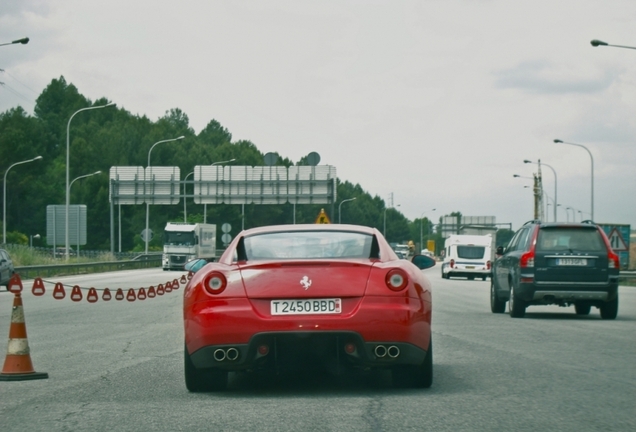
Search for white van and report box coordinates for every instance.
[441,234,493,280]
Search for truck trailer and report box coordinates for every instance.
[162,223,217,271]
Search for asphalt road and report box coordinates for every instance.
[0,267,634,431]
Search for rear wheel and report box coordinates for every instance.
[184,346,228,392]
[574,303,591,315]
[490,279,506,313]
[392,341,433,389]
[509,281,526,318]
[599,296,618,320]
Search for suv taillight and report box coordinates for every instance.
[450,259,455,268]
[520,250,534,268]
[608,251,620,269]
[486,260,491,270]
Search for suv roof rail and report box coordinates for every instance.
[522,219,541,226]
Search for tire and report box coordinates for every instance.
[509,281,526,318]
[184,346,228,392]
[392,341,433,389]
[574,303,591,316]
[481,276,487,281]
[599,296,618,320]
[490,279,506,314]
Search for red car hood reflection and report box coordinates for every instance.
[238,260,374,299]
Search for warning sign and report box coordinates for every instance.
[607,228,628,252]
[315,208,331,224]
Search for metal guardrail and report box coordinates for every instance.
[15,256,162,280]
[619,270,636,279]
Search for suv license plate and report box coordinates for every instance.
[271,299,342,315]
[556,258,587,266]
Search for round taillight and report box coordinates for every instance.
[385,269,408,291]
[203,272,227,295]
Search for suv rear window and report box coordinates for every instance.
[536,228,605,252]
[457,246,485,259]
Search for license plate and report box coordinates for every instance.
[556,258,587,266]
[465,266,475,269]
[271,298,342,315]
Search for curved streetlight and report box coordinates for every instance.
[203,158,236,224]
[183,171,194,222]
[338,197,357,224]
[524,160,558,222]
[69,171,101,255]
[65,102,115,260]
[3,155,43,244]
[419,208,436,255]
[554,139,594,221]
[145,136,186,254]
[383,204,400,238]
[591,39,636,50]
[0,37,29,47]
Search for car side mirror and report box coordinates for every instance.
[411,254,436,270]
[496,246,504,255]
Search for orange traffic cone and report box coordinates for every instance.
[0,292,48,381]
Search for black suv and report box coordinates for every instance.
[490,220,620,319]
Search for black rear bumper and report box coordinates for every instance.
[190,331,428,372]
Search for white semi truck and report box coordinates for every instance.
[162,223,217,271]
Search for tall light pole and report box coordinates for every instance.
[383,204,400,238]
[183,171,194,222]
[0,37,29,47]
[591,39,636,50]
[554,139,594,221]
[145,136,185,254]
[524,159,557,222]
[69,171,101,255]
[419,208,436,254]
[66,102,115,260]
[203,158,236,224]
[338,197,357,224]
[3,155,42,244]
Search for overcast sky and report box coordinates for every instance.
[2,0,635,231]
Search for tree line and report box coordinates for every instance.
[1,76,465,253]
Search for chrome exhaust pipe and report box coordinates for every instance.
[387,345,400,358]
[374,345,387,358]
[213,348,226,361]
[226,347,239,361]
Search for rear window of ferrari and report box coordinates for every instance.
[243,231,374,260]
[536,227,605,252]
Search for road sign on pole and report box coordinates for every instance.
[607,228,628,252]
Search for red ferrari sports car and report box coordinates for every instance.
[183,224,435,391]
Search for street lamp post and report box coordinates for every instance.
[419,209,436,255]
[203,159,236,224]
[145,136,186,254]
[524,159,557,222]
[3,156,43,243]
[338,197,357,224]
[383,204,400,238]
[183,171,194,222]
[0,37,29,47]
[554,139,594,221]
[66,102,115,260]
[69,171,101,255]
[590,39,636,50]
